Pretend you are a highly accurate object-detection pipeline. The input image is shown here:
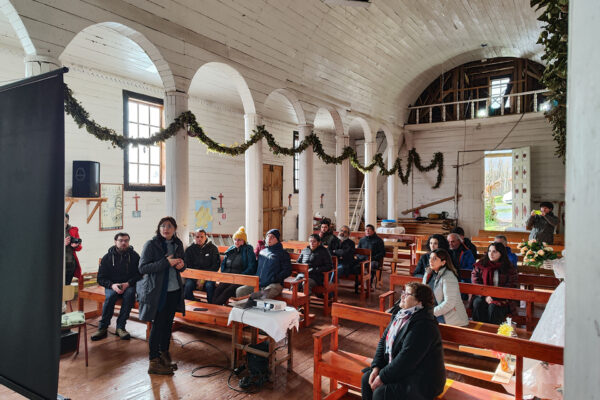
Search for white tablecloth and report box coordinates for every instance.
[376,226,405,234]
[228,306,300,342]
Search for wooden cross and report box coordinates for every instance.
[133,193,140,211]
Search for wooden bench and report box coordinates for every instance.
[314,303,562,400]
[278,262,313,327]
[289,252,339,316]
[476,230,564,246]
[381,275,551,331]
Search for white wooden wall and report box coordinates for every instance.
[390,115,565,236]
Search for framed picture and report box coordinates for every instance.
[99,183,124,231]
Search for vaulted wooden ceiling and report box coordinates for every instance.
[0,0,544,124]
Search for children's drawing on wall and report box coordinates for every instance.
[195,200,213,232]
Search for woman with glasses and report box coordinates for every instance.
[362,282,446,400]
[137,216,186,375]
[422,249,468,326]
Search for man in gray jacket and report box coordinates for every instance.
[526,202,559,244]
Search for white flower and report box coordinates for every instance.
[537,250,545,256]
[544,246,553,252]
[527,250,534,255]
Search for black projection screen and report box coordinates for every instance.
[0,69,66,399]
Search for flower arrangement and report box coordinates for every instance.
[517,239,559,267]
[495,318,516,373]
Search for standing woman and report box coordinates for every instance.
[422,249,469,326]
[362,282,446,400]
[471,242,518,325]
[137,217,186,375]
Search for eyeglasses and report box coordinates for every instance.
[401,291,415,298]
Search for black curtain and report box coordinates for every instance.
[0,69,66,400]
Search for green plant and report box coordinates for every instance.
[531,0,568,162]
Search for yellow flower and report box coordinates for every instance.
[537,250,545,256]
[497,323,514,337]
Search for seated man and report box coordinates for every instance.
[236,229,292,299]
[333,225,357,278]
[451,226,478,259]
[183,229,220,303]
[357,224,385,289]
[319,217,340,254]
[92,232,141,341]
[447,233,475,281]
[526,201,559,244]
[296,234,333,295]
[495,235,518,268]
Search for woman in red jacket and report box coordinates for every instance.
[64,213,82,285]
[471,242,518,325]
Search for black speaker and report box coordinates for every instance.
[72,161,100,197]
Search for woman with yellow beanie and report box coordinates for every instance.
[210,226,257,305]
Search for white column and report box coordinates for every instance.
[336,135,350,228]
[298,124,314,240]
[245,113,263,247]
[364,141,378,227]
[387,141,398,220]
[165,91,190,242]
[24,55,62,77]
[565,1,600,397]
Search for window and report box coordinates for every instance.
[293,131,299,193]
[123,91,165,191]
[484,150,513,230]
[490,78,510,109]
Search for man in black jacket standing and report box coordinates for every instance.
[184,229,220,303]
[358,224,386,289]
[92,232,141,341]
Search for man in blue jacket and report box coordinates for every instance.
[447,233,475,282]
[495,235,518,268]
[236,229,292,299]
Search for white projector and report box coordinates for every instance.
[254,299,287,312]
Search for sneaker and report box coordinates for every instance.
[115,328,131,340]
[91,328,108,341]
[148,357,174,375]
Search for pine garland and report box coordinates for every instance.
[531,0,568,162]
[64,85,444,188]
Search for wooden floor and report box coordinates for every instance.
[1,270,511,400]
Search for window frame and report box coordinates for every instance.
[123,90,165,192]
[293,130,299,193]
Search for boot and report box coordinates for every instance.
[116,328,131,340]
[160,351,178,371]
[91,328,108,341]
[148,357,174,375]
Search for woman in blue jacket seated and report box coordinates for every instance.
[297,233,333,295]
[412,234,450,277]
[362,282,446,400]
[210,226,257,305]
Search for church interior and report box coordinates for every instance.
[0,0,598,399]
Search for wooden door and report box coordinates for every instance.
[512,146,531,228]
[263,164,283,237]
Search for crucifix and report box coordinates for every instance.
[217,192,225,214]
[132,193,141,218]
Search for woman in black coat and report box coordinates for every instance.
[412,234,449,277]
[362,282,446,400]
[137,216,186,375]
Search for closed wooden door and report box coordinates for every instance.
[263,164,283,237]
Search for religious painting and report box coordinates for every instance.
[195,200,213,232]
[99,183,124,230]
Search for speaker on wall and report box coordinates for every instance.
[72,161,100,197]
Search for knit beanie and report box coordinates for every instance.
[233,226,247,243]
[266,229,281,242]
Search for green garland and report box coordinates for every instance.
[531,0,568,162]
[64,85,444,188]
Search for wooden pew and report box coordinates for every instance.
[278,263,313,327]
[289,252,339,316]
[381,274,552,331]
[313,303,563,400]
[476,230,564,246]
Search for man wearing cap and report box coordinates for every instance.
[526,202,559,244]
[236,229,292,299]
